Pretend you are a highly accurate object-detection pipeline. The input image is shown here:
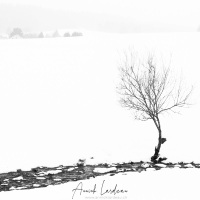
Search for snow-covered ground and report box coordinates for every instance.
[1,167,200,200]
[0,31,200,199]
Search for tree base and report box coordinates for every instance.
[151,147,159,163]
[151,147,167,163]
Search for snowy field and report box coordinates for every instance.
[0,31,200,199]
[1,167,200,200]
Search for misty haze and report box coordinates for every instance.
[0,3,198,36]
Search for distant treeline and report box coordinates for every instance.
[0,28,83,39]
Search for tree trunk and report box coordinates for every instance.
[151,117,163,163]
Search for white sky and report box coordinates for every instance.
[0,0,200,29]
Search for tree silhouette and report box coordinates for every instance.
[118,53,193,163]
[71,32,83,37]
[9,28,23,38]
[52,30,60,37]
[38,32,44,38]
[64,32,70,37]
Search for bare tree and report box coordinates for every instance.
[9,28,23,38]
[118,53,193,163]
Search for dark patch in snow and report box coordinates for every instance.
[0,161,199,192]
